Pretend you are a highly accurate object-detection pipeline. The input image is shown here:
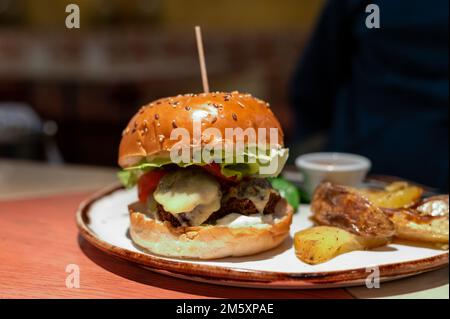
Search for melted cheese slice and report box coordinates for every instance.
[182,201,221,226]
[247,189,271,214]
[154,168,221,225]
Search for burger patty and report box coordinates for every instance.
[156,204,183,227]
[206,192,281,223]
[156,192,281,227]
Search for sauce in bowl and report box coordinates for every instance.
[295,153,371,197]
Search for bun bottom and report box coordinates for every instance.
[129,199,293,259]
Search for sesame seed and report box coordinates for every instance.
[201,134,211,143]
[154,114,160,120]
[185,106,191,111]
[172,120,177,128]
[211,116,217,124]
[232,113,238,121]
[141,120,148,134]
[237,101,245,108]
[158,135,165,143]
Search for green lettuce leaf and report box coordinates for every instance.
[118,147,289,188]
[117,170,140,188]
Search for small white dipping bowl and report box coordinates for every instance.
[295,152,371,197]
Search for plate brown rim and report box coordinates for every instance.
[76,184,449,288]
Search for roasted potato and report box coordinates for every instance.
[311,181,448,246]
[357,182,423,209]
[294,226,389,265]
[387,195,449,244]
[311,182,396,238]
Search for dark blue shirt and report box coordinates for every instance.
[290,0,449,191]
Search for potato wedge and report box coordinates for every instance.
[357,182,423,209]
[294,226,389,265]
[387,195,449,244]
[311,182,396,237]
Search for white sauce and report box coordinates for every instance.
[215,213,275,229]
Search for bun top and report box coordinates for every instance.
[118,91,284,168]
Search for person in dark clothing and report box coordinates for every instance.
[290,0,449,191]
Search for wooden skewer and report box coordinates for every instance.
[195,26,210,93]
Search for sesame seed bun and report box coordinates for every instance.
[118,92,284,168]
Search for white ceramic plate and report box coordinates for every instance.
[77,185,448,289]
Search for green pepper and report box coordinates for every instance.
[269,177,301,211]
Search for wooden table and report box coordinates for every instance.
[0,159,448,299]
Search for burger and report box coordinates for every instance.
[118,91,294,259]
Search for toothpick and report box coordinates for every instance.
[195,26,210,93]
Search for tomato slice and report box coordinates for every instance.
[137,170,166,203]
[202,163,236,183]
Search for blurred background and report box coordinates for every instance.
[0,0,448,192]
[0,0,323,165]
